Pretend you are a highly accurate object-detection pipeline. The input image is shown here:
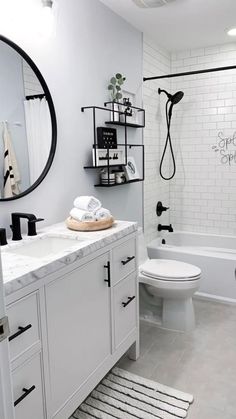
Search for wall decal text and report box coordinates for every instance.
[212,131,236,165]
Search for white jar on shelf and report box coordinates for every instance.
[100,169,116,185]
[110,102,120,122]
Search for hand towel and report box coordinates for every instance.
[3,122,21,198]
[94,207,111,221]
[70,208,96,222]
[73,196,102,212]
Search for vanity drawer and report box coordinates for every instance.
[114,272,137,349]
[113,238,136,285]
[12,353,45,419]
[7,292,40,362]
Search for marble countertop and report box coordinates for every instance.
[1,220,137,297]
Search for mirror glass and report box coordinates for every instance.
[0,36,56,201]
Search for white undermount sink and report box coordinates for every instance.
[6,236,83,259]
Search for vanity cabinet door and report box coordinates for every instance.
[45,253,111,417]
[112,238,136,285]
[114,272,137,349]
[7,292,40,363]
[12,353,45,419]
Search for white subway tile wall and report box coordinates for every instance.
[143,36,171,243]
[170,43,236,235]
[144,40,236,239]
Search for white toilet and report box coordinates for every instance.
[139,234,201,332]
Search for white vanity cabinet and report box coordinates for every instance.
[5,229,139,419]
[44,234,139,419]
[45,252,112,418]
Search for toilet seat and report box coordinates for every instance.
[140,259,201,282]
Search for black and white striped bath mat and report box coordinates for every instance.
[72,367,193,419]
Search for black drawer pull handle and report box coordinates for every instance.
[14,385,36,407]
[9,324,32,342]
[104,261,111,288]
[121,256,135,266]
[122,296,136,308]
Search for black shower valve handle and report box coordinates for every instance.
[156,201,169,217]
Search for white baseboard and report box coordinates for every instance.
[195,292,236,306]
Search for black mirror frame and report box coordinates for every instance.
[0,35,57,202]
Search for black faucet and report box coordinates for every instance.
[11,213,44,241]
[158,224,174,233]
[0,228,7,246]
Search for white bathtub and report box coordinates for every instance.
[148,231,236,304]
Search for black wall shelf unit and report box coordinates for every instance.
[94,178,142,188]
[81,103,145,187]
[105,121,144,128]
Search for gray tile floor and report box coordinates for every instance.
[118,299,236,419]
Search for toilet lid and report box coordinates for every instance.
[140,259,201,281]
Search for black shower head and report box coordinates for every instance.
[158,88,184,105]
[171,91,184,104]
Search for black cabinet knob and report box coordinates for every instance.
[9,324,32,342]
[104,262,111,287]
[121,256,135,266]
[122,296,136,308]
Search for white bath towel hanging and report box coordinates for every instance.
[3,121,21,198]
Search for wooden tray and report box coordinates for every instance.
[66,216,114,232]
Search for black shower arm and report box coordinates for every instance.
[158,88,169,97]
[158,88,173,102]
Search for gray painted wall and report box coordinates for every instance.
[0,0,143,235]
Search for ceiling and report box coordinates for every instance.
[100,0,236,52]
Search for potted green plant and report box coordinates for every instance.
[108,73,126,121]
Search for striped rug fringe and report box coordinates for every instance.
[72,367,193,419]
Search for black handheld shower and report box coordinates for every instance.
[158,88,184,180]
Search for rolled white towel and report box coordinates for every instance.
[70,208,96,222]
[94,207,111,221]
[73,196,101,212]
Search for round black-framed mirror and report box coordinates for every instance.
[0,35,57,202]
